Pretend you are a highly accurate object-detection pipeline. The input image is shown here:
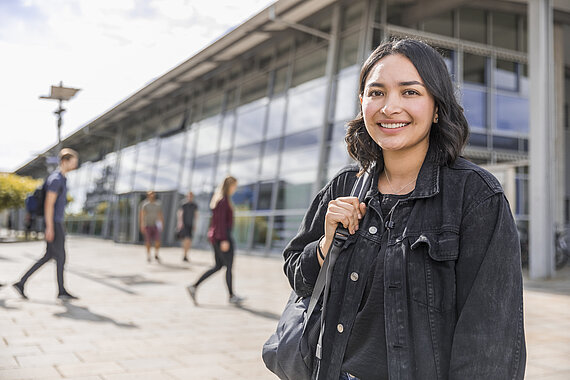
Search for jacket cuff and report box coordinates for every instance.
[299,240,322,287]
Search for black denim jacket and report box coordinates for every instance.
[283,153,526,380]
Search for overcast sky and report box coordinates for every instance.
[0,0,276,173]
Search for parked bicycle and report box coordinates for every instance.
[519,224,569,269]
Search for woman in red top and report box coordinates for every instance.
[187,176,245,305]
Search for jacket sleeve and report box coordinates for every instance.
[215,198,231,241]
[283,185,331,298]
[449,193,526,379]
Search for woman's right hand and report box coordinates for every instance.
[319,196,366,264]
[220,240,230,252]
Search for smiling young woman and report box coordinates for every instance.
[282,38,526,379]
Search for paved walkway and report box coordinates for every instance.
[0,236,569,379]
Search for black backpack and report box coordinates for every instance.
[25,180,47,216]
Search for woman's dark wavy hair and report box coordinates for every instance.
[346,38,469,174]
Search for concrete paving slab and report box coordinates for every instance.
[1,236,569,379]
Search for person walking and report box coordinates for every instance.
[282,38,526,379]
[187,176,244,305]
[177,191,198,262]
[139,191,164,263]
[13,148,79,301]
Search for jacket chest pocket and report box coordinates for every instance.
[408,231,459,313]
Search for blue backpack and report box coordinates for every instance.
[25,180,47,216]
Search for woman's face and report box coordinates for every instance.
[360,54,436,154]
[229,182,238,196]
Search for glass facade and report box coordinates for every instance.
[61,0,543,252]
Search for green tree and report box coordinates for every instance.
[0,173,41,211]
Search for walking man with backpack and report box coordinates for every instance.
[13,148,79,301]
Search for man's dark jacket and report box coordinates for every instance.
[283,153,526,380]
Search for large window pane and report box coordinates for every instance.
[192,154,215,194]
[230,143,262,186]
[492,12,517,50]
[460,8,486,44]
[219,112,235,151]
[179,128,196,192]
[116,145,137,194]
[338,33,359,71]
[495,59,517,92]
[240,74,269,106]
[292,47,327,87]
[286,78,327,134]
[271,214,304,250]
[495,94,529,133]
[266,95,286,140]
[335,66,359,122]
[462,87,486,129]
[341,1,363,31]
[260,138,280,180]
[154,132,186,191]
[234,100,267,147]
[463,53,487,85]
[195,116,220,156]
[424,11,453,37]
[133,139,158,191]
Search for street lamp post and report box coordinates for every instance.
[39,81,80,154]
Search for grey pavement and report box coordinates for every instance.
[0,235,569,380]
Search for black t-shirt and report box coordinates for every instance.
[181,201,197,227]
[341,192,410,380]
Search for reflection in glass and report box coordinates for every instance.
[154,132,186,191]
[266,95,286,140]
[133,139,158,191]
[192,154,215,194]
[179,128,196,192]
[467,132,488,148]
[116,145,137,194]
[493,135,519,150]
[233,215,252,249]
[335,66,359,122]
[495,94,529,133]
[286,78,326,134]
[292,47,327,87]
[338,33,359,71]
[278,144,320,210]
[463,53,487,85]
[423,11,453,37]
[271,214,304,250]
[234,100,267,147]
[460,8,486,44]
[492,12,517,50]
[462,87,486,129]
[195,116,221,156]
[219,112,235,151]
[495,60,517,91]
[260,139,280,180]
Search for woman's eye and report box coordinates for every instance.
[368,90,383,97]
[403,89,419,96]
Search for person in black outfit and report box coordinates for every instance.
[282,39,525,379]
[13,148,79,301]
[177,191,198,262]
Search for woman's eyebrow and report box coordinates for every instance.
[366,80,425,88]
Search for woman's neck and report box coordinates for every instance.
[380,144,428,194]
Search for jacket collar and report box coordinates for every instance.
[364,145,441,202]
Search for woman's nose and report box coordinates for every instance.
[381,96,402,116]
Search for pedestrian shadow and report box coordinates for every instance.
[54,301,138,329]
[231,304,281,321]
[106,274,166,286]
[0,298,18,310]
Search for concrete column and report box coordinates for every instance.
[528,0,555,279]
[314,2,341,194]
[554,25,565,228]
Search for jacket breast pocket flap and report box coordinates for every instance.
[409,231,459,312]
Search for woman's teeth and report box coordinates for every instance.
[380,122,409,129]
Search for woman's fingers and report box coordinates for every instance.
[326,197,363,234]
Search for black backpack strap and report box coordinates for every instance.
[305,168,371,363]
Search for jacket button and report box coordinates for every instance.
[337,323,344,333]
[368,226,377,234]
[350,272,359,281]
